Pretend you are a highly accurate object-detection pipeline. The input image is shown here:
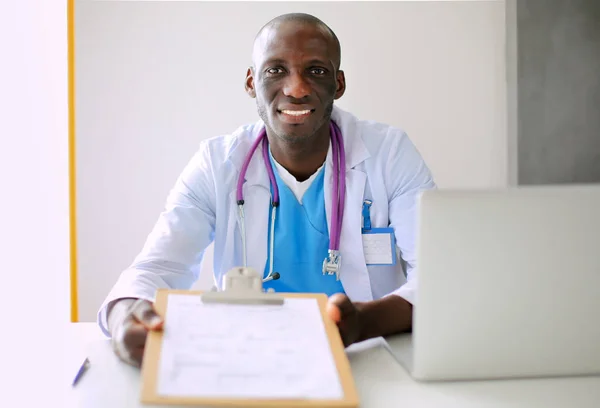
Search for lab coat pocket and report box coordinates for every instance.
[366,263,407,299]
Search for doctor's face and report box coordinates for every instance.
[246,22,346,143]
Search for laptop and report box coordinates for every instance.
[386,184,600,381]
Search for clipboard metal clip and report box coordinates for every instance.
[201,267,284,305]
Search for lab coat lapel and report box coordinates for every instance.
[227,125,271,278]
[227,186,270,277]
[341,170,373,301]
[325,107,374,302]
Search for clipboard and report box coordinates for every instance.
[140,267,360,407]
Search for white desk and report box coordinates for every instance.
[65,323,600,407]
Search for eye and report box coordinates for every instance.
[310,68,327,76]
[266,67,284,75]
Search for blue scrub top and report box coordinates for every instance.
[263,157,346,296]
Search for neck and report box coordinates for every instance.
[268,123,331,182]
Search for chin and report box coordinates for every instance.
[276,128,312,144]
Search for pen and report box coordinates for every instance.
[72,357,90,387]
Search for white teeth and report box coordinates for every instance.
[281,110,311,116]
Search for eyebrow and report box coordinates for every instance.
[305,59,331,67]
[262,58,287,67]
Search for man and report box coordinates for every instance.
[100,12,436,367]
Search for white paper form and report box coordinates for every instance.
[156,294,344,400]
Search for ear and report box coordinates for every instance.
[245,67,256,98]
[334,70,346,100]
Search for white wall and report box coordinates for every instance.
[1,0,70,404]
[75,0,507,321]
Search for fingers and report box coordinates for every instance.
[328,293,353,319]
[130,299,163,331]
[122,321,149,351]
[112,317,146,367]
[111,299,163,368]
[326,301,342,323]
[123,321,147,366]
[117,320,147,367]
[327,293,360,347]
[128,346,145,367]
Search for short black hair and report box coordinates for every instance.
[252,13,341,70]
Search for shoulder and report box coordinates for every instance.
[332,105,423,164]
[189,120,263,169]
[333,106,436,193]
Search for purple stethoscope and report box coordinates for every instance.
[236,121,346,282]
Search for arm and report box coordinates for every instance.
[329,129,435,344]
[355,295,413,339]
[328,294,413,346]
[378,128,435,332]
[98,142,218,337]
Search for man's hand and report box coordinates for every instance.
[326,293,364,346]
[107,298,164,367]
[327,293,414,347]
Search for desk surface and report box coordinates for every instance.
[66,323,600,408]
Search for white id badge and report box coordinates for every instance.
[362,228,396,265]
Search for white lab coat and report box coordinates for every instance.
[97,105,436,336]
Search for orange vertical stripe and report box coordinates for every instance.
[68,0,79,322]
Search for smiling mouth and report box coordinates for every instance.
[277,109,315,124]
[279,109,313,116]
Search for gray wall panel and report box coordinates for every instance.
[517,0,600,184]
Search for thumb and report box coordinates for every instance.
[326,293,349,324]
[130,299,163,330]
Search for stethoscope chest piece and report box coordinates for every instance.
[322,249,341,281]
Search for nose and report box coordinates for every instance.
[282,73,311,99]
